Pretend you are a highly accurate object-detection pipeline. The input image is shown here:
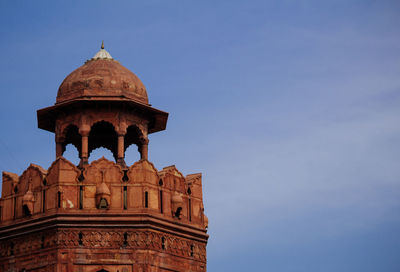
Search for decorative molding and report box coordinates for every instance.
[0,229,206,263]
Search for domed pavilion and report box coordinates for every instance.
[0,43,209,272]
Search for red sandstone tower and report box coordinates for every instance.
[0,43,208,272]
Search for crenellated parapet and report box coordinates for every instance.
[0,157,207,230]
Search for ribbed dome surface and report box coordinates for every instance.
[57,59,148,104]
[96,182,111,196]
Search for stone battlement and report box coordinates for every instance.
[0,157,207,230]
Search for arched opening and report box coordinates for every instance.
[175,207,182,219]
[97,270,109,272]
[88,121,118,161]
[63,144,80,165]
[22,204,31,216]
[124,144,141,165]
[62,125,81,158]
[124,125,144,164]
[89,147,115,163]
[98,198,108,209]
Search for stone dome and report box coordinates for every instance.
[96,181,111,196]
[172,193,183,204]
[22,189,34,202]
[56,46,149,105]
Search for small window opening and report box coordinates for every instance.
[123,232,128,247]
[190,245,194,257]
[43,178,47,186]
[42,189,46,212]
[99,198,108,209]
[187,187,191,195]
[123,186,127,210]
[145,191,148,208]
[23,204,31,216]
[41,235,45,249]
[78,232,83,245]
[161,237,165,250]
[189,198,192,222]
[175,207,182,218]
[160,190,163,214]
[0,206,3,221]
[57,191,62,208]
[14,186,18,193]
[79,186,83,209]
[158,179,163,186]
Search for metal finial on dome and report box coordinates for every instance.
[92,42,113,60]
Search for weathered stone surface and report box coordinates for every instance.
[57,59,149,105]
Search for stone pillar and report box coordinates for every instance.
[80,131,89,167]
[117,133,126,167]
[56,143,63,158]
[139,138,149,160]
[55,136,65,158]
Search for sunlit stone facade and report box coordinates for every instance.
[0,44,208,272]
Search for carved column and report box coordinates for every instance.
[55,136,65,158]
[139,138,149,160]
[117,133,126,167]
[80,131,89,167]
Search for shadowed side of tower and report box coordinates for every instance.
[0,44,209,272]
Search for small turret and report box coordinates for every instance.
[22,181,35,216]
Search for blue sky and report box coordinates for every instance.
[1,1,400,271]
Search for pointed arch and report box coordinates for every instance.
[124,124,145,151]
[124,124,148,163]
[83,157,124,184]
[63,143,80,165]
[127,160,159,184]
[89,147,115,163]
[61,124,82,158]
[46,157,80,185]
[18,164,47,193]
[2,172,19,197]
[88,121,118,161]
